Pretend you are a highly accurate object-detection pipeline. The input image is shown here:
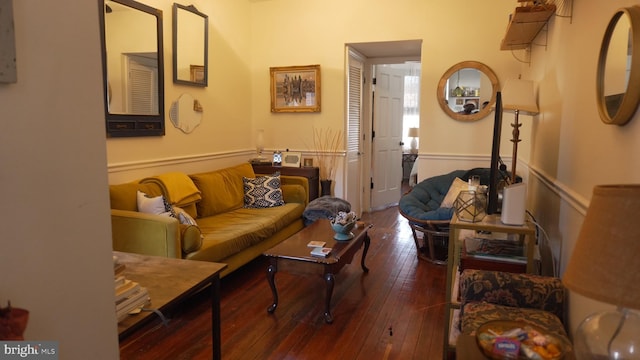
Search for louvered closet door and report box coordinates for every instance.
[346,53,364,216]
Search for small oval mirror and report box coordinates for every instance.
[437,61,499,122]
[169,93,203,133]
[597,6,640,125]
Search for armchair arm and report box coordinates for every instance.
[459,269,566,320]
[111,209,182,259]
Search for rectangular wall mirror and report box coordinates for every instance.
[100,0,165,137]
[173,3,208,87]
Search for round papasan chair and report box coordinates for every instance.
[398,168,497,264]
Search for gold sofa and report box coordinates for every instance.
[109,163,309,278]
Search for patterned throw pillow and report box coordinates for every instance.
[173,206,198,226]
[243,174,285,208]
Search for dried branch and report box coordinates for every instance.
[312,127,343,180]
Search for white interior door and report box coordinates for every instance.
[371,66,404,209]
[345,51,364,216]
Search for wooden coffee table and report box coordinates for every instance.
[263,219,372,323]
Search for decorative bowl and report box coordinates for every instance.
[330,221,355,241]
[475,320,568,360]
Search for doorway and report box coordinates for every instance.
[346,40,422,212]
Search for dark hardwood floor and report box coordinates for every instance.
[119,205,447,359]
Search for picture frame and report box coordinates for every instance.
[281,152,302,167]
[190,65,205,84]
[270,65,321,113]
[303,158,314,167]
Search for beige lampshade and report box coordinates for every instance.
[563,185,640,310]
[502,79,539,115]
[407,127,419,138]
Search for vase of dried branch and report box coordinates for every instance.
[321,179,332,196]
[313,128,343,196]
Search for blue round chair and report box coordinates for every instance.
[399,168,497,264]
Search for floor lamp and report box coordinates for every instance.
[501,79,538,184]
[563,185,640,359]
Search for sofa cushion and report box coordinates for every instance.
[192,203,305,262]
[189,163,256,218]
[243,174,285,208]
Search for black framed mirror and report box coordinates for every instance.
[437,61,499,122]
[597,6,640,126]
[173,4,208,87]
[100,0,165,137]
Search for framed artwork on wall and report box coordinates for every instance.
[190,65,205,84]
[270,64,321,113]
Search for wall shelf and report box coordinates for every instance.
[500,4,557,51]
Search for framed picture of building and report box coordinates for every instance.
[270,65,321,113]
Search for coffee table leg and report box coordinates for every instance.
[267,263,278,313]
[324,273,335,324]
[361,232,370,273]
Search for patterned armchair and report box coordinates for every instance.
[458,269,570,344]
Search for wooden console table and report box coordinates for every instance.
[115,251,227,360]
[251,164,320,202]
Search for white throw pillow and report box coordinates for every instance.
[440,177,469,208]
[137,191,175,217]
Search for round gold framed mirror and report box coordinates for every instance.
[437,61,499,122]
[597,6,640,125]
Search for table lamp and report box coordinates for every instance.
[408,127,419,154]
[563,185,640,359]
[501,79,538,184]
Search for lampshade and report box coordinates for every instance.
[407,127,419,138]
[502,79,539,115]
[563,185,640,310]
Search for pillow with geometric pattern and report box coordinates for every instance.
[242,173,285,208]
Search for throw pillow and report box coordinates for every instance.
[137,191,177,218]
[243,174,285,208]
[440,177,469,208]
[173,206,198,226]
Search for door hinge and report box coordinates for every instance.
[372,77,376,85]
[370,179,374,189]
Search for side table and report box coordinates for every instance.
[115,251,227,360]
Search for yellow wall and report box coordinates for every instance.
[106,0,253,167]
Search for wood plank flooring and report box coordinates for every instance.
[119,205,447,359]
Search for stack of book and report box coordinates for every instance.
[460,235,527,273]
[114,256,150,322]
